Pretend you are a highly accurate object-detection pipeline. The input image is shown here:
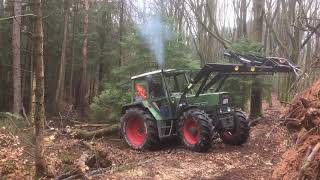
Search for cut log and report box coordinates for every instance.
[76,152,90,173]
[73,124,119,140]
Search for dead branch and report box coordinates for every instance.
[298,142,320,180]
[57,152,90,180]
[300,22,320,49]
[184,0,230,49]
[290,56,320,92]
[263,13,290,57]
[280,101,293,106]
[0,14,36,21]
[300,98,312,109]
[280,118,302,128]
[82,141,95,151]
[296,126,320,146]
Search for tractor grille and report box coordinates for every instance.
[219,114,234,129]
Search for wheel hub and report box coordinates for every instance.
[183,118,200,145]
[125,117,146,147]
[223,130,234,139]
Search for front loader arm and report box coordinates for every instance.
[179,52,300,106]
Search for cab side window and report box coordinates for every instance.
[134,80,147,102]
[148,74,165,99]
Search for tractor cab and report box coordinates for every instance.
[131,69,190,119]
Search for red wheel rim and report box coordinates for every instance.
[183,118,200,145]
[125,117,146,147]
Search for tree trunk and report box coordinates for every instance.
[29,21,35,120]
[250,0,264,119]
[241,0,247,38]
[97,1,108,92]
[78,0,89,117]
[55,0,69,110]
[119,0,124,67]
[33,0,47,177]
[178,1,184,34]
[252,0,264,42]
[0,0,4,110]
[68,0,78,103]
[12,0,22,114]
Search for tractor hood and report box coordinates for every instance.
[173,92,230,107]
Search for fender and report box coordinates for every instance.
[176,105,199,119]
[121,101,162,121]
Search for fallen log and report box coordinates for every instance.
[74,123,111,128]
[73,124,119,140]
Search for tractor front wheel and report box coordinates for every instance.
[179,109,213,152]
[121,108,159,150]
[219,111,250,146]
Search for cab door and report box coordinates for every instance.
[147,73,173,119]
[148,73,175,137]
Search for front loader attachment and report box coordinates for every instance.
[181,51,300,99]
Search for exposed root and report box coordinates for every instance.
[298,142,320,180]
[273,77,320,180]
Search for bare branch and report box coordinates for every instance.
[264,13,290,57]
[184,0,230,49]
[0,14,36,21]
[301,22,320,49]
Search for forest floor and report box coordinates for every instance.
[1,98,294,179]
[94,103,291,180]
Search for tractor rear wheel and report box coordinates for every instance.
[179,109,213,152]
[219,111,250,146]
[121,108,159,150]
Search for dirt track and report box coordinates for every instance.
[93,106,290,180]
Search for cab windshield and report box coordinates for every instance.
[165,72,190,95]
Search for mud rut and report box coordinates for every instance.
[92,106,290,180]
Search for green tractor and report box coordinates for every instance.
[120,52,299,152]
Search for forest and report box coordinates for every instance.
[0,0,320,179]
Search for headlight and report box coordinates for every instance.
[222,98,229,104]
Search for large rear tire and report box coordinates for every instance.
[179,109,213,152]
[121,108,159,150]
[219,111,250,146]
